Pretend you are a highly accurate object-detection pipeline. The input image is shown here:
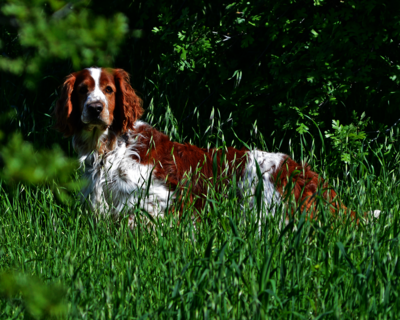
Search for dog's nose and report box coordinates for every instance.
[87,102,103,116]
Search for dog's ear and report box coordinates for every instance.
[112,69,144,134]
[54,73,79,137]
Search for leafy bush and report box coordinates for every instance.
[325,112,369,170]
[0,271,66,319]
[0,0,127,88]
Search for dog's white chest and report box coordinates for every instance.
[81,142,171,219]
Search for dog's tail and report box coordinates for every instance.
[273,156,381,223]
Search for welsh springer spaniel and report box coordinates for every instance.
[54,67,378,226]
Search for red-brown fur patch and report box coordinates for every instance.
[112,69,144,135]
[54,73,79,137]
[130,123,248,216]
[272,156,356,220]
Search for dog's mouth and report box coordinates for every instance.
[81,116,110,131]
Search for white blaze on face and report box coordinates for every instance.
[81,68,109,124]
[86,68,107,107]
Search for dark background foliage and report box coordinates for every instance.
[1,0,400,181]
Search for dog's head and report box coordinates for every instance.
[54,68,144,137]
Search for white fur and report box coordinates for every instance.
[75,128,171,225]
[81,68,109,124]
[134,120,146,129]
[372,210,381,218]
[86,67,107,106]
[371,210,381,219]
[238,150,284,217]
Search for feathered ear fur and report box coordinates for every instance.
[112,69,144,134]
[53,73,80,137]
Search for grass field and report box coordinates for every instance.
[1,123,400,319]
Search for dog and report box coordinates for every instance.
[54,67,379,226]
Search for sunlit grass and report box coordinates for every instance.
[1,110,400,319]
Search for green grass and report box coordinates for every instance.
[1,125,400,319]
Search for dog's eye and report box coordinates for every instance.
[79,86,88,94]
[105,86,113,93]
